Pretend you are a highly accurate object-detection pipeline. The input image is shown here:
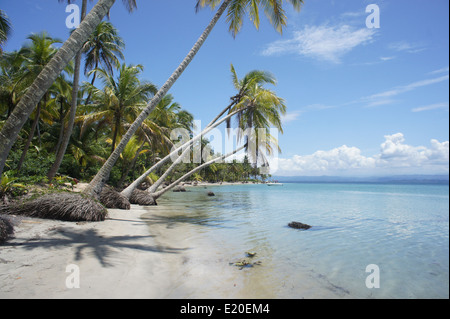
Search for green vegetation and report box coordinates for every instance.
[0,0,303,222]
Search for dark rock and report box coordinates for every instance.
[288,221,311,230]
[207,191,215,196]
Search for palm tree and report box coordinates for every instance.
[48,3,126,182]
[79,63,157,154]
[0,0,117,183]
[82,21,125,106]
[150,144,246,200]
[45,75,74,155]
[0,51,28,119]
[16,32,62,171]
[0,0,138,183]
[0,10,12,54]
[84,0,303,198]
[229,65,286,170]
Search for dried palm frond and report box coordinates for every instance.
[0,214,14,244]
[0,192,108,222]
[130,189,157,206]
[100,185,131,210]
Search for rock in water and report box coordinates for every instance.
[207,191,215,196]
[288,221,311,230]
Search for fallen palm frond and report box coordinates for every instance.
[0,214,15,244]
[129,189,157,206]
[0,192,108,222]
[99,185,131,210]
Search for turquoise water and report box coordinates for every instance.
[154,182,449,298]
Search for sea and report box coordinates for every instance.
[142,182,449,299]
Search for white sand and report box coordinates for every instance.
[0,204,273,299]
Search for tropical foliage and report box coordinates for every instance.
[0,0,301,220]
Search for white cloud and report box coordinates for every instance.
[281,111,302,124]
[429,67,449,75]
[275,133,449,176]
[388,41,426,54]
[262,24,376,63]
[412,102,449,113]
[361,75,449,107]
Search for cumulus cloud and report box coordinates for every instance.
[275,133,449,176]
[262,24,376,63]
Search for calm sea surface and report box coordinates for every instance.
[148,182,449,298]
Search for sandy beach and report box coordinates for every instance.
[0,184,272,299]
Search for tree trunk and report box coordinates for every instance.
[0,0,116,183]
[151,145,245,200]
[84,0,232,199]
[121,107,240,199]
[17,101,41,172]
[47,0,88,182]
[111,114,121,154]
[84,60,98,107]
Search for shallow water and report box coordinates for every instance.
[143,183,449,299]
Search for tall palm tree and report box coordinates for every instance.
[0,0,117,183]
[16,32,62,171]
[0,10,12,54]
[0,51,28,119]
[82,21,125,106]
[48,3,126,181]
[79,63,157,154]
[229,65,285,170]
[0,0,138,183]
[85,0,303,198]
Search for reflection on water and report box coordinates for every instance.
[144,183,449,299]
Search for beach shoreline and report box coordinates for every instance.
[0,198,275,299]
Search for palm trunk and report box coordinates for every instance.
[111,114,121,154]
[121,107,240,198]
[84,0,232,199]
[54,97,66,155]
[146,142,192,193]
[84,60,98,107]
[16,101,41,172]
[151,145,245,200]
[47,0,88,182]
[0,0,115,183]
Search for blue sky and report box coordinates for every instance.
[2,0,449,176]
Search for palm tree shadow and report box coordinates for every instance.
[5,226,186,268]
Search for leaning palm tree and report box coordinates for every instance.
[0,9,12,54]
[84,0,304,199]
[143,64,280,195]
